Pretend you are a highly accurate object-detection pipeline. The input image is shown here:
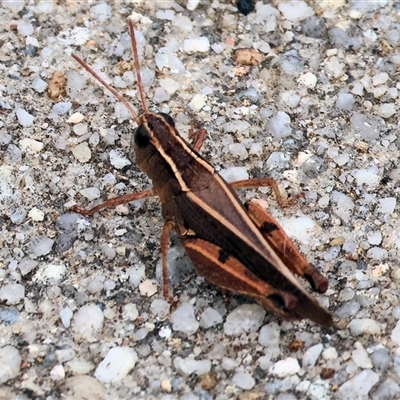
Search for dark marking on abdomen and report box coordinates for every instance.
[261,221,278,235]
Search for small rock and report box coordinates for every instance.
[72,304,104,341]
[20,138,43,153]
[64,376,106,400]
[150,299,170,320]
[348,318,381,336]
[122,303,139,321]
[67,112,85,124]
[174,355,211,375]
[16,108,35,127]
[94,347,138,383]
[258,322,281,347]
[232,371,255,390]
[50,364,65,381]
[267,111,292,139]
[269,357,300,378]
[351,342,372,368]
[302,343,323,368]
[224,304,266,336]
[200,307,222,328]
[0,346,21,384]
[171,303,199,335]
[28,207,44,221]
[79,187,100,201]
[72,142,91,163]
[183,37,210,54]
[0,284,25,305]
[298,72,317,88]
[109,149,131,169]
[138,279,158,297]
[337,370,379,399]
[189,94,207,111]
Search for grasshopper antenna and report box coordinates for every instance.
[128,18,149,114]
[72,41,143,124]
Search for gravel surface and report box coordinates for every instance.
[1,0,400,399]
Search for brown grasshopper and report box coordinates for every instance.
[70,19,333,327]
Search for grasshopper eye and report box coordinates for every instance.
[134,125,150,148]
[158,112,175,127]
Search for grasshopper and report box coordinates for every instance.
[71,19,333,327]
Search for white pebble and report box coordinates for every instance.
[278,1,314,21]
[336,93,354,111]
[51,102,72,117]
[127,265,146,287]
[55,348,76,363]
[90,2,112,23]
[79,187,100,201]
[101,244,116,260]
[17,21,34,36]
[87,275,105,294]
[372,72,389,86]
[367,231,382,246]
[337,370,379,399]
[183,37,210,54]
[200,307,222,328]
[174,355,211,375]
[267,111,292,139]
[322,347,338,360]
[60,306,73,328]
[0,283,25,305]
[211,43,224,54]
[232,371,255,390]
[150,299,170,320]
[94,347,138,383]
[28,207,44,221]
[138,279,158,297]
[280,90,300,108]
[72,142,91,163]
[73,122,88,136]
[20,138,43,153]
[269,357,300,378]
[153,87,170,104]
[331,191,354,221]
[228,143,249,159]
[39,263,67,284]
[67,112,85,124]
[50,364,65,381]
[18,257,38,275]
[159,78,180,95]
[377,197,396,214]
[171,303,199,335]
[31,77,47,93]
[351,166,380,188]
[219,167,249,182]
[72,304,104,341]
[0,346,21,384]
[156,9,175,20]
[348,318,382,336]
[280,216,316,244]
[351,342,372,368]
[122,303,139,321]
[27,235,54,257]
[64,375,106,398]
[391,320,400,346]
[377,103,396,118]
[109,149,131,169]
[189,94,207,111]
[258,322,280,347]
[298,72,317,88]
[187,0,200,10]
[302,343,323,368]
[223,304,266,336]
